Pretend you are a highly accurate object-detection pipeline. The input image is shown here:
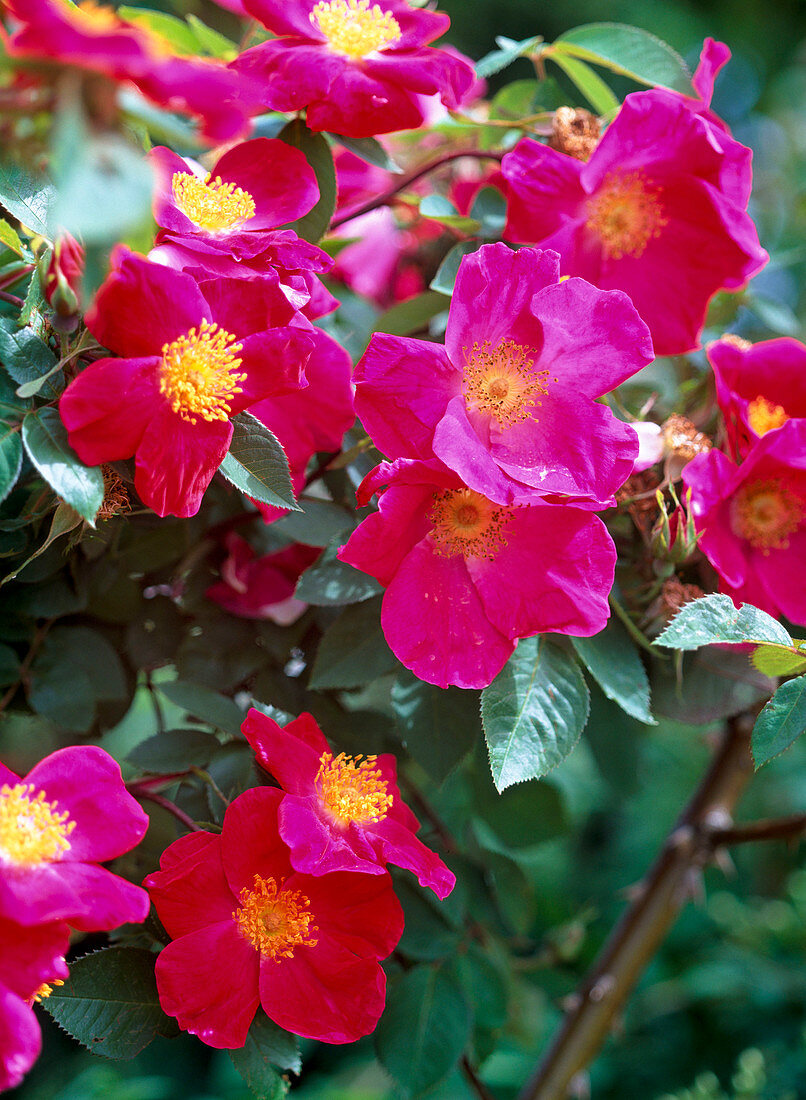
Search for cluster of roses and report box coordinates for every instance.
[0,747,149,1091]
[146,708,454,1047]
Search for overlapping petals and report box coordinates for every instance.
[206,536,321,623]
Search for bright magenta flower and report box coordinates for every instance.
[355,243,653,507]
[502,90,768,356]
[4,0,258,142]
[206,536,321,623]
[0,746,149,930]
[241,709,456,896]
[146,786,404,1047]
[230,0,475,138]
[683,422,806,622]
[708,336,806,460]
[338,457,616,688]
[60,248,316,518]
[0,918,69,1092]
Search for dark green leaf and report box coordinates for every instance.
[230,1010,299,1099]
[373,290,449,337]
[554,23,692,93]
[28,625,128,731]
[0,425,22,505]
[652,646,775,724]
[295,541,382,606]
[481,637,590,791]
[751,675,806,769]
[391,671,480,783]
[571,618,655,725]
[1,503,83,586]
[375,965,471,1097]
[430,241,482,296]
[309,596,398,690]
[451,947,508,1030]
[397,879,461,962]
[548,52,620,114]
[655,594,793,650]
[0,160,53,238]
[476,34,542,79]
[156,680,245,736]
[0,317,62,399]
[470,186,507,238]
[330,134,403,173]
[472,771,567,849]
[277,120,336,243]
[0,641,20,687]
[127,728,221,773]
[22,408,104,521]
[43,947,176,1060]
[219,412,299,511]
[275,499,354,546]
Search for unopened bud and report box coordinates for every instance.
[650,486,700,563]
[41,233,84,331]
[549,107,600,161]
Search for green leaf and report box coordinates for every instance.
[652,646,775,725]
[481,637,590,792]
[0,218,24,258]
[0,641,20,687]
[21,408,104,522]
[186,14,238,59]
[472,769,567,849]
[476,34,542,79]
[391,671,480,783]
[554,23,692,93]
[277,120,337,243]
[751,642,806,677]
[18,272,46,332]
[229,1010,300,1099]
[0,160,53,238]
[571,618,655,725]
[275,499,354,546]
[331,134,402,173]
[1,502,83,586]
[219,412,299,511]
[430,241,482,296]
[375,965,471,1097]
[0,425,22,505]
[295,541,382,606]
[309,596,398,690]
[28,625,128,731]
[373,290,449,337]
[0,317,62,398]
[43,947,176,1059]
[156,680,245,736]
[655,594,793,650]
[419,195,480,234]
[751,675,806,769]
[470,186,507,239]
[118,7,199,54]
[548,52,620,115]
[127,728,221,773]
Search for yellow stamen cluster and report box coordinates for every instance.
[72,1,120,32]
[429,487,512,560]
[731,478,805,554]
[159,321,246,425]
[33,980,64,1004]
[234,875,318,960]
[463,339,551,429]
[586,171,668,260]
[172,173,256,233]
[0,784,75,867]
[315,752,393,826]
[747,395,788,437]
[311,0,401,59]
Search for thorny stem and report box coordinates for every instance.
[518,716,756,1100]
[330,149,505,229]
[712,812,806,846]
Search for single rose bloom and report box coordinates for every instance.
[501,89,768,357]
[354,243,653,507]
[60,247,316,518]
[0,918,70,1093]
[338,456,616,688]
[708,335,806,460]
[241,708,455,896]
[146,786,404,1047]
[683,421,806,622]
[42,232,84,325]
[0,746,149,930]
[4,0,259,142]
[230,0,475,138]
[206,535,321,623]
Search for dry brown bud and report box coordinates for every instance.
[97,465,131,521]
[549,107,601,161]
[661,414,711,462]
[661,577,704,621]
[716,333,752,351]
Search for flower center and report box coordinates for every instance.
[315,752,393,826]
[171,173,256,233]
[310,0,402,59]
[463,339,551,429]
[430,487,512,560]
[234,875,318,960]
[32,980,64,1004]
[731,479,805,554]
[0,784,75,867]
[747,396,788,437]
[159,321,246,425]
[586,171,668,260]
[72,1,120,32]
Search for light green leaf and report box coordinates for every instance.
[430,241,482,296]
[751,642,806,677]
[295,541,382,606]
[0,425,22,505]
[21,408,104,522]
[549,52,620,115]
[186,14,238,59]
[419,195,480,233]
[476,34,542,79]
[470,186,507,239]
[118,7,199,54]
[0,317,62,398]
[373,290,448,337]
[277,120,337,243]
[751,675,806,769]
[554,23,693,93]
[0,219,24,258]
[655,594,793,651]
[309,596,398,690]
[219,412,299,511]
[481,637,590,792]
[572,618,655,724]
[331,134,403,173]
[0,160,53,238]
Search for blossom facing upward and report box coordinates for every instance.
[206,536,321,623]
[708,336,806,460]
[338,457,616,688]
[354,244,653,507]
[60,248,316,518]
[683,422,806,623]
[231,0,476,138]
[502,90,768,356]
[146,786,404,1047]
[241,708,456,896]
[0,746,149,930]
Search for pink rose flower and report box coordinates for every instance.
[206,536,321,624]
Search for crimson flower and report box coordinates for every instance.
[206,536,321,623]
[146,786,404,1047]
[230,0,475,138]
[60,248,316,518]
[241,708,456,896]
[0,746,149,930]
[338,457,616,688]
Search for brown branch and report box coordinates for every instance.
[711,813,806,846]
[461,1055,498,1100]
[330,149,505,230]
[518,716,755,1100]
[0,290,24,308]
[0,620,53,715]
[135,790,203,833]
